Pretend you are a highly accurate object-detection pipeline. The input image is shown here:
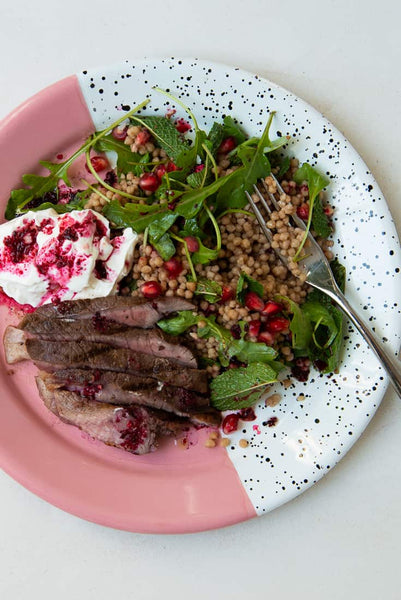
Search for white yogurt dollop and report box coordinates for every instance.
[0,208,138,307]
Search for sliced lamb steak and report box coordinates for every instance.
[45,368,221,426]
[23,296,194,328]
[36,376,185,454]
[26,339,209,393]
[12,317,197,367]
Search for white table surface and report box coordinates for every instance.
[1,1,400,598]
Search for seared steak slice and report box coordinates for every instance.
[3,326,27,364]
[46,369,221,427]
[36,375,184,455]
[14,318,197,367]
[26,339,209,393]
[23,296,194,328]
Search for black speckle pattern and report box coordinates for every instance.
[78,58,401,516]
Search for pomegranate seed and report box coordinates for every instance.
[175,118,191,133]
[296,203,309,220]
[139,172,161,193]
[166,161,178,172]
[220,285,234,302]
[85,156,109,173]
[262,301,283,316]
[163,258,183,278]
[248,319,261,337]
[218,136,237,154]
[237,407,257,421]
[245,291,265,311]
[265,317,290,334]
[154,164,167,179]
[257,330,275,345]
[184,236,199,253]
[136,129,151,145]
[194,164,205,173]
[112,126,128,140]
[141,281,162,299]
[230,324,242,339]
[222,413,240,435]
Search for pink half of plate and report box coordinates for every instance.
[0,75,256,533]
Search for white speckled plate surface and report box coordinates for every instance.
[78,58,401,515]
[0,58,400,532]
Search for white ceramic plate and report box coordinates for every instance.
[0,58,400,532]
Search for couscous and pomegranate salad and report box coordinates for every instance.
[1,91,345,452]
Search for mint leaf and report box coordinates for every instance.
[133,116,190,165]
[311,196,331,237]
[235,341,278,364]
[330,258,346,293]
[277,156,290,179]
[187,170,206,188]
[210,362,278,410]
[207,122,225,156]
[194,277,222,302]
[236,272,264,304]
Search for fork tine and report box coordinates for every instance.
[245,191,288,267]
[269,173,307,231]
[245,191,273,244]
[259,179,281,213]
[252,185,272,214]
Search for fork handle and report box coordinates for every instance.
[312,284,401,397]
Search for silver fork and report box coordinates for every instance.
[246,175,401,396]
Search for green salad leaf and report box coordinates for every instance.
[158,311,280,371]
[6,150,88,219]
[277,155,291,179]
[216,112,286,212]
[148,213,177,241]
[151,232,176,260]
[311,196,331,238]
[5,98,151,219]
[277,295,312,350]
[236,272,264,304]
[103,200,168,232]
[222,116,247,145]
[157,310,199,335]
[132,115,190,164]
[94,136,144,174]
[278,259,346,373]
[293,163,329,258]
[207,122,225,156]
[191,239,220,264]
[210,362,279,410]
[194,277,223,303]
[174,169,241,219]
